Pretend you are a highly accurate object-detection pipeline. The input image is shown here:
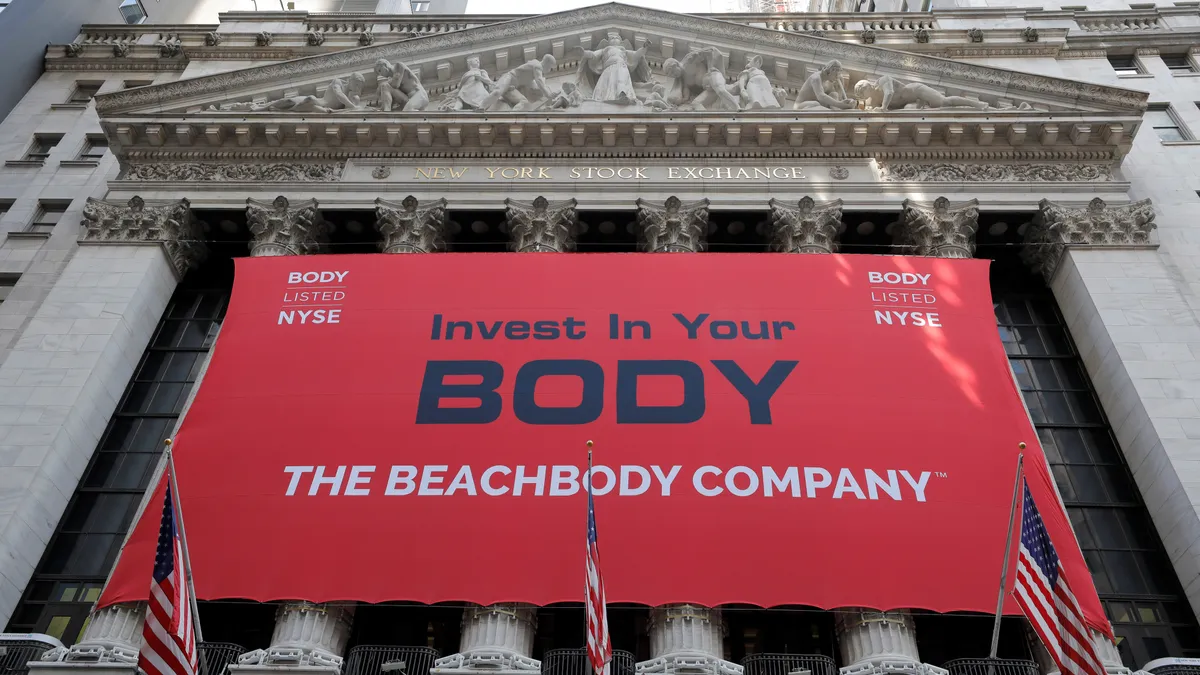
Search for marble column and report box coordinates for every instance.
[245,196,328,257]
[233,196,348,674]
[767,197,845,253]
[375,196,449,253]
[835,609,936,675]
[503,196,579,252]
[896,197,980,258]
[635,197,710,253]
[1091,631,1131,675]
[21,197,205,673]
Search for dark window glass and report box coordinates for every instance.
[1108,54,1142,74]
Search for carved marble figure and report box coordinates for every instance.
[212,74,367,113]
[374,58,429,112]
[545,82,584,110]
[663,47,740,111]
[573,30,653,104]
[438,56,495,111]
[794,60,856,110]
[478,54,557,111]
[853,74,989,111]
[639,82,673,111]
[737,55,782,110]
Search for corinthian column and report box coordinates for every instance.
[897,197,980,258]
[768,197,845,253]
[375,196,449,253]
[432,604,540,673]
[639,605,741,675]
[835,609,934,675]
[1022,197,1156,282]
[503,196,578,252]
[246,196,328,257]
[636,197,710,253]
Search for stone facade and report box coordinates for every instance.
[3,2,1200,674]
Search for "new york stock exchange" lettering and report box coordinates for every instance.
[411,166,807,180]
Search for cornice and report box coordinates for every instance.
[92,3,1148,116]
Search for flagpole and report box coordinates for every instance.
[988,445,1026,662]
[164,438,205,644]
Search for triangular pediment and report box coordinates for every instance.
[94,2,1146,160]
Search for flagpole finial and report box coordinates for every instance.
[1018,442,1026,450]
[586,440,593,448]
[164,438,173,447]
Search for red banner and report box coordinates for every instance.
[101,253,1107,633]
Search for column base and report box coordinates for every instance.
[636,653,744,675]
[229,665,341,675]
[840,661,948,675]
[237,648,344,670]
[28,662,138,675]
[432,649,540,673]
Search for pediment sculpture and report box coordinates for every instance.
[205,43,1039,115]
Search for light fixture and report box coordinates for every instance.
[118,0,147,25]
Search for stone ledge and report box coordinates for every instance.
[49,103,89,111]
[59,160,101,168]
[3,160,45,168]
[4,232,52,242]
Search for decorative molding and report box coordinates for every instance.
[967,28,984,42]
[636,196,710,253]
[112,44,131,58]
[375,196,449,253]
[504,196,579,252]
[246,196,328,257]
[372,166,391,179]
[91,3,1149,115]
[256,31,274,47]
[64,43,84,57]
[204,31,222,46]
[860,29,876,43]
[80,196,207,279]
[914,28,930,43]
[1023,197,1157,281]
[359,32,375,46]
[898,197,980,258]
[1022,27,1040,42]
[768,197,845,254]
[124,162,344,182]
[877,162,1114,182]
[307,31,326,46]
[829,165,850,180]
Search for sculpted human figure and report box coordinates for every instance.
[545,81,584,110]
[663,47,740,111]
[853,74,989,111]
[737,55,782,110]
[439,55,495,111]
[213,73,366,113]
[479,54,557,111]
[794,60,857,110]
[574,30,653,104]
[639,82,672,111]
[374,58,429,112]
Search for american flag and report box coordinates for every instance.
[138,481,198,675]
[586,475,612,675]
[1013,482,1105,675]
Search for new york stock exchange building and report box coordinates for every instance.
[10,5,1200,675]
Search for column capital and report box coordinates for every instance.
[504,197,579,252]
[636,196,710,253]
[898,197,979,259]
[768,197,845,254]
[80,196,207,280]
[375,196,449,253]
[1023,197,1157,282]
[246,196,328,257]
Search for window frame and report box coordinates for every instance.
[1147,104,1191,142]
[1162,53,1198,74]
[66,82,102,104]
[23,134,63,163]
[1108,54,1145,75]
[412,0,431,10]
[118,0,147,24]
[123,80,153,90]
[78,135,108,161]
[28,201,70,234]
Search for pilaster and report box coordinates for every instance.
[635,197,710,253]
[1021,197,1157,282]
[233,602,355,670]
[897,198,980,259]
[503,197,578,253]
[80,197,207,279]
[835,609,945,675]
[767,197,845,254]
[637,605,741,675]
[246,196,329,257]
[432,604,540,674]
[375,196,449,253]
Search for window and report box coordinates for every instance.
[1163,54,1196,73]
[0,274,20,303]
[29,202,68,234]
[0,0,10,12]
[0,202,10,219]
[118,0,146,24]
[1148,104,1189,141]
[123,80,152,89]
[67,82,101,104]
[412,0,430,10]
[78,136,108,161]
[23,135,62,162]
[1109,55,1143,75]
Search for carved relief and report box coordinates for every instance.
[967,28,984,42]
[768,197,845,254]
[375,196,448,253]
[794,60,856,111]
[212,74,367,113]
[112,44,131,58]
[246,196,328,257]
[854,74,987,111]
[574,30,652,105]
[878,163,1114,182]
[736,55,783,110]
[663,47,740,111]
[374,58,429,111]
[256,31,273,47]
[359,32,375,46]
[80,196,207,278]
[636,197,710,253]
[1023,198,1157,281]
[914,28,930,43]
[1022,27,1039,42]
[204,32,222,47]
[307,32,326,46]
[125,162,344,182]
[504,197,579,252]
[897,197,979,259]
[158,36,183,58]
[438,55,495,111]
[860,30,876,43]
[64,43,84,57]
[480,55,557,112]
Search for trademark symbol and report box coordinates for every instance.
[935,472,948,478]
